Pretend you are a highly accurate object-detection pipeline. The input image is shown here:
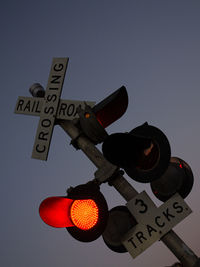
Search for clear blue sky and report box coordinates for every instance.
[1,1,200,266]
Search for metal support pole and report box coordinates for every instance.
[109,175,198,267]
[108,171,138,201]
[59,120,199,267]
[59,120,104,168]
[59,120,118,183]
[161,231,199,267]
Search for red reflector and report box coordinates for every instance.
[39,197,74,228]
[70,199,99,230]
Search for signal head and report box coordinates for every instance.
[93,86,128,128]
[66,182,108,242]
[102,122,171,183]
[151,157,194,202]
[77,86,128,144]
[39,182,108,242]
[102,206,137,253]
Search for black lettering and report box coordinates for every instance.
[135,199,148,213]
[38,131,48,141]
[155,216,165,228]
[36,144,45,153]
[44,106,54,115]
[47,94,57,102]
[146,224,157,237]
[35,101,41,113]
[74,104,81,116]
[31,101,36,112]
[163,208,175,222]
[51,75,61,84]
[136,231,147,244]
[16,99,24,111]
[24,100,31,112]
[58,103,67,116]
[128,237,137,248]
[41,119,51,128]
[67,104,75,116]
[173,202,184,214]
[53,63,64,71]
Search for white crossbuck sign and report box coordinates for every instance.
[15,58,95,161]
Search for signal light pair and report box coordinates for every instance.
[102,122,194,202]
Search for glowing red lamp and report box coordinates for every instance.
[39,182,108,242]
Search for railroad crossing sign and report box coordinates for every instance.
[122,191,192,259]
[14,57,95,161]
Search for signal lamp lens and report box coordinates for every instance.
[84,112,90,119]
[135,141,160,171]
[70,199,99,230]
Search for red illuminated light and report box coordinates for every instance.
[39,197,99,230]
[70,199,99,230]
[39,197,74,228]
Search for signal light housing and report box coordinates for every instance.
[39,196,74,228]
[77,104,108,144]
[150,157,194,202]
[102,206,137,253]
[102,122,171,183]
[39,182,108,242]
[92,86,128,128]
[66,182,108,242]
[77,86,128,144]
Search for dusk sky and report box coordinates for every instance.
[1,1,200,266]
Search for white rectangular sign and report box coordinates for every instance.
[15,97,43,116]
[122,193,192,259]
[15,97,95,120]
[32,58,69,160]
